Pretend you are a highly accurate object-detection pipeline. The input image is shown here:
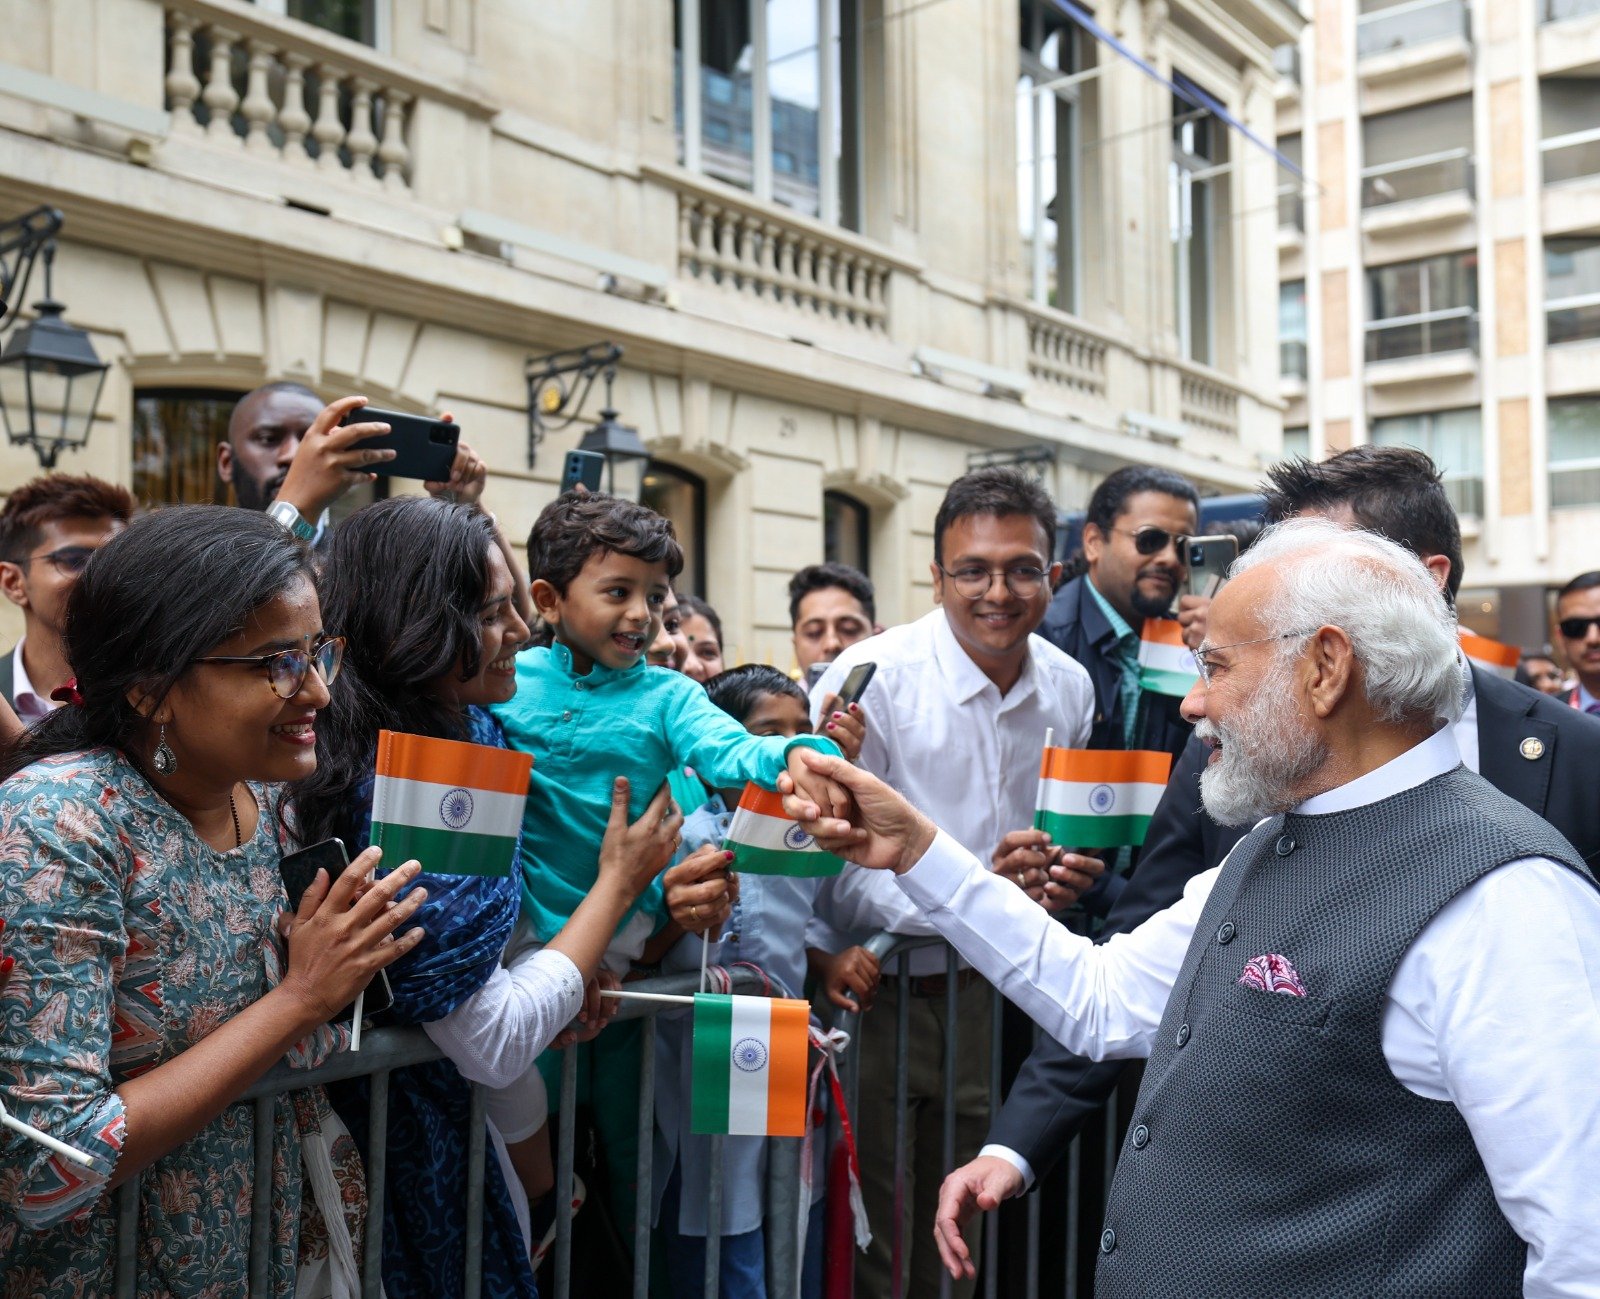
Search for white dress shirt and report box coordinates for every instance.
[10,638,58,725]
[809,610,1095,973]
[906,726,1600,1298]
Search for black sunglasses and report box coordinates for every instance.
[1113,526,1190,558]
[1559,617,1600,639]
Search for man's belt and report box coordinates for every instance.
[903,968,982,999]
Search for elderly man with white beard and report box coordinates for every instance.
[779,518,1600,1299]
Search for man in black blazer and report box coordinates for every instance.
[946,445,1600,1266]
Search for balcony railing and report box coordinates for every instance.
[1019,301,1110,397]
[1444,473,1485,518]
[1280,339,1309,379]
[1278,184,1306,232]
[1548,292,1600,345]
[1360,148,1474,208]
[1365,306,1478,362]
[1178,365,1242,437]
[1272,43,1302,84]
[1542,126,1600,186]
[1551,457,1600,508]
[1357,0,1470,58]
[1543,0,1600,22]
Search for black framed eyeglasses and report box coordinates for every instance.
[1558,616,1600,640]
[937,563,1049,600]
[27,545,98,576]
[193,635,346,700]
[1112,526,1190,558]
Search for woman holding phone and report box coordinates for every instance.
[295,495,682,1296]
[0,506,423,1299]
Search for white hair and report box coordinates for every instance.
[1228,517,1463,727]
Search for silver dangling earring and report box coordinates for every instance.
[152,723,177,776]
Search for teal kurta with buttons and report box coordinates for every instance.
[492,643,842,941]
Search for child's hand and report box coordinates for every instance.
[784,746,852,824]
[553,970,620,1048]
[597,777,684,900]
[819,945,881,1012]
[817,696,868,763]
[664,847,738,936]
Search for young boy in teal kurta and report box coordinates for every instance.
[490,490,845,1245]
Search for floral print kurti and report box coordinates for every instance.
[0,749,356,1299]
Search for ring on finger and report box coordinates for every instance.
[690,904,700,921]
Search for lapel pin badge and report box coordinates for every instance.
[1519,737,1545,761]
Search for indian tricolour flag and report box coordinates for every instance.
[1138,619,1200,697]
[1460,629,1519,680]
[1034,748,1174,849]
[369,730,532,877]
[724,783,844,877]
[691,993,810,1136]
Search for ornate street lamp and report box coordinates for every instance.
[525,340,649,502]
[0,208,110,470]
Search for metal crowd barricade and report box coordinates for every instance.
[830,932,1125,1299]
[107,967,798,1299]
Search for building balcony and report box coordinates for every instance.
[1365,308,1478,384]
[1544,0,1600,22]
[1542,127,1600,187]
[1548,294,1600,346]
[1360,151,1475,236]
[1357,0,1472,82]
[1280,339,1309,384]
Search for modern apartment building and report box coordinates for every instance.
[1275,0,1600,647]
[0,0,1297,664]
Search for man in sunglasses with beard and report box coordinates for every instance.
[0,474,134,722]
[1554,571,1600,714]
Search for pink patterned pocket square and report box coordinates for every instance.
[1238,953,1307,997]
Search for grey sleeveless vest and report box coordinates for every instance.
[1094,765,1593,1299]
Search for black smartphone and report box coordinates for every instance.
[1184,535,1240,600]
[562,449,604,493]
[340,407,459,481]
[278,837,394,1022]
[833,661,877,711]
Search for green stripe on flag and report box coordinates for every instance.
[692,993,733,1135]
[730,841,844,878]
[1034,808,1154,849]
[1138,665,1198,698]
[370,822,517,877]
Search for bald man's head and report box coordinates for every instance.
[218,382,322,510]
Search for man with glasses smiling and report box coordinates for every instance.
[0,474,134,722]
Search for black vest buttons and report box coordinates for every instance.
[1275,834,1297,857]
[1131,1123,1150,1149]
[1217,921,1236,945]
[1100,1228,1117,1254]
[1176,1023,1191,1047]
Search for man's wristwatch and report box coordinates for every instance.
[267,500,317,543]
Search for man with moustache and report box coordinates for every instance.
[1554,571,1600,714]
[785,520,1600,1297]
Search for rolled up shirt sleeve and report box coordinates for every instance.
[895,829,1214,1060]
[423,946,586,1089]
[0,805,129,1228]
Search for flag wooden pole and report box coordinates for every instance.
[1034,727,1054,832]
[0,1098,94,1167]
[600,989,697,1007]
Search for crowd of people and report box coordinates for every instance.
[0,382,1597,1299]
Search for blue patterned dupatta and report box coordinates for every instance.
[330,707,540,1299]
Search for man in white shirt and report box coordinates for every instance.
[788,519,1600,1299]
[810,466,1097,1299]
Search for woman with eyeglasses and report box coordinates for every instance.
[293,496,682,1295]
[0,505,425,1299]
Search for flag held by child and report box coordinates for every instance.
[692,993,810,1136]
[1138,618,1200,697]
[370,730,531,877]
[1035,748,1174,849]
[724,783,844,877]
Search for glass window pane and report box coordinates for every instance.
[698,0,755,193]
[1547,237,1600,300]
[132,389,240,508]
[1540,77,1600,140]
[1282,426,1310,459]
[1371,408,1484,514]
[1550,397,1600,462]
[286,0,375,45]
[768,0,822,216]
[823,491,870,573]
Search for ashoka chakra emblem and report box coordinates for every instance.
[1089,784,1116,815]
[440,788,474,829]
[783,824,814,851]
[732,1037,768,1072]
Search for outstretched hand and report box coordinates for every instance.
[934,1156,1027,1279]
[777,748,937,876]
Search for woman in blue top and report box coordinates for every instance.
[294,497,683,1298]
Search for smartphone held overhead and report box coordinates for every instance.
[340,406,459,481]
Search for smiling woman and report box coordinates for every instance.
[0,505,424,1299]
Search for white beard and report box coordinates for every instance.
[1196,658,1328,826]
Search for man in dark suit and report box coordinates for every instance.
[947,445,1600,1268]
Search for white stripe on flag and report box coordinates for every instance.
[726,994,773,1135]
[1138,639,1197,675]
[370,774,525,839]
[729,807,823,853]
[1039,779,1166,819]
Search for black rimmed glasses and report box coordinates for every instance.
[193,635,346,700]
[1194,630,1314,686]
[937,563,1049,600]
[1112,526,1190,558]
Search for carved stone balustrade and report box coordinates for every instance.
[1178,365,1244,438]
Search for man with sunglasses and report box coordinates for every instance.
[0,474,134,723]
[1554,572,1600,714]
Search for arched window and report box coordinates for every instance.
[823,490,870,575]
[642,460,706,596]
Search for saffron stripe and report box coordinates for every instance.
[765,999,811,1137]
[369,821,519,877]
[375,729,533,796]
[1139,618,1187,648]
[691,993,733,1135]
[1038,749,1174,785]
[736,784,789,818]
